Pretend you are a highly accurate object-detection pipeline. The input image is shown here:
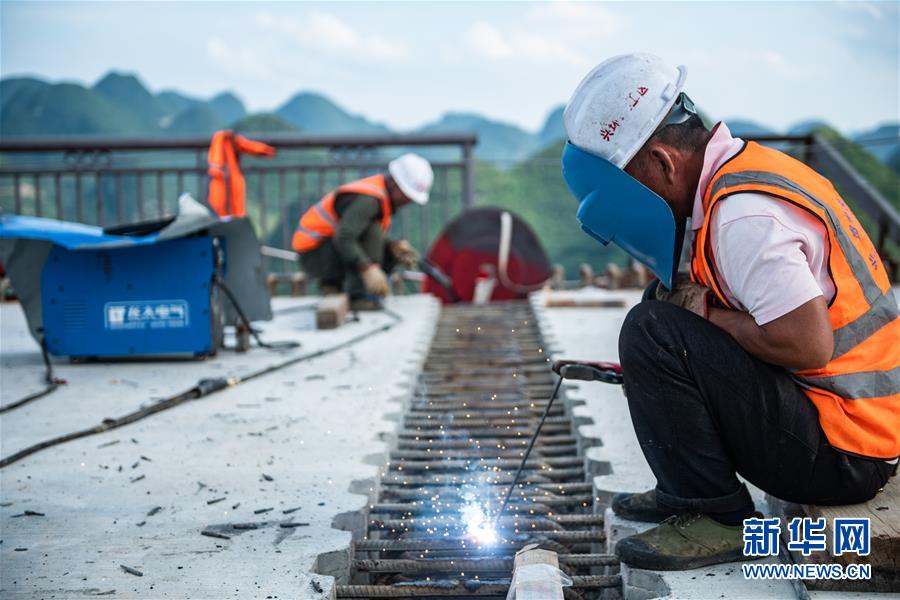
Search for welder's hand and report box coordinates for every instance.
[655,275,710,318]
[361,264,390,297]
[389,239,420,268]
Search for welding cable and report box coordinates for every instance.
[493,369,566,527]
[213,275,300,351]
[0,309,403,468]
[0,338,66,414]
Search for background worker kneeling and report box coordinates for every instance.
[292,153,433,310]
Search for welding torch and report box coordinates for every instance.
[417,258,459,302]
[550,359,623,384]
[493,359,623,528]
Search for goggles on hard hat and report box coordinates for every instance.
[662,92,698,128]
[560,92,698,289]
[561,142,684,290]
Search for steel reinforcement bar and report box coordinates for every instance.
[335,302,618,599]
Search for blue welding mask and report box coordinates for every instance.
[561,142,683,289]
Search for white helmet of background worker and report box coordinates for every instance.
[561,53,696,289]
[389,153,433,205]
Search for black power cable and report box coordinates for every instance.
[0,309,403,468]
[213,275,300,351]
[494,370,566,527]
[0,338,66,414]
[0,278,297,415]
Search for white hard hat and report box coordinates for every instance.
[564,53,687,168]
[388,153,433,205]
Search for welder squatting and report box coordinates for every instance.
[551,53,899,571]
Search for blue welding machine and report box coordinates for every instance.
[1,196,272,360]
[41,236,219,358]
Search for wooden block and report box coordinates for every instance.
[510,543,564,600]
[267,272,307,297]
[579,263,594,288]
[542,290,627,308]
[605,263,623,290]
[769,475,900,592]
[316,294,348,330]
[550,264,565,290]
[290,272,308,297]
[805,475,899,591]
[266,273,280,297]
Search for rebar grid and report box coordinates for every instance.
[337,303,618,599]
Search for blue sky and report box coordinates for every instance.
[1,1,898,134]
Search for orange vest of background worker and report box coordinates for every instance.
[292,153,434,309]
[292,174,393,253]
[691,141,900,459]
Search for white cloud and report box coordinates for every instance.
[760,50,789,75]
[835,1,883,19]
[462,20,587,66]
[205,36,278,82]
[253,10,409,64]
[509,30,587,66]
[305,12,358,50]
[464,22,512,59]
[526,2,625,37]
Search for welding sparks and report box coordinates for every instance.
[461,503,497,545]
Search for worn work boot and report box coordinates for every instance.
[611,489,675,523]
[615,513,749,570]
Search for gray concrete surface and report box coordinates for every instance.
[1,295,439,599]
[530,289,651,501]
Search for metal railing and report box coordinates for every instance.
[1,130,897,279]
[0,132,477,269]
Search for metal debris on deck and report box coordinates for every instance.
[336,302,620,599]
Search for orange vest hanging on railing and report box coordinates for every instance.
[207,130,276,217]
[291,174,393,253]
[691,141,900,459]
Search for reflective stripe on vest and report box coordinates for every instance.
[801,366,900,400]
[292,174,392,253]
[831,293,897,360]
[312,203,339,230]
[691,141,900,458]
[707,169,898,362]
[708,171,884,304]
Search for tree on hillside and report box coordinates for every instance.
[231,113,298,135]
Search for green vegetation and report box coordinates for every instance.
[275,92,389,135]
[0,71,246,137]
[418,112,541,163]
[231,113,298,135]
[165,104,226,135]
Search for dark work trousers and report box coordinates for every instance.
[619,298,895,519]
[299,223,395,299]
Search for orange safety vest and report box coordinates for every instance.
[291,174,393,253]
[691,141,900,459]
[207,130,276,217]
